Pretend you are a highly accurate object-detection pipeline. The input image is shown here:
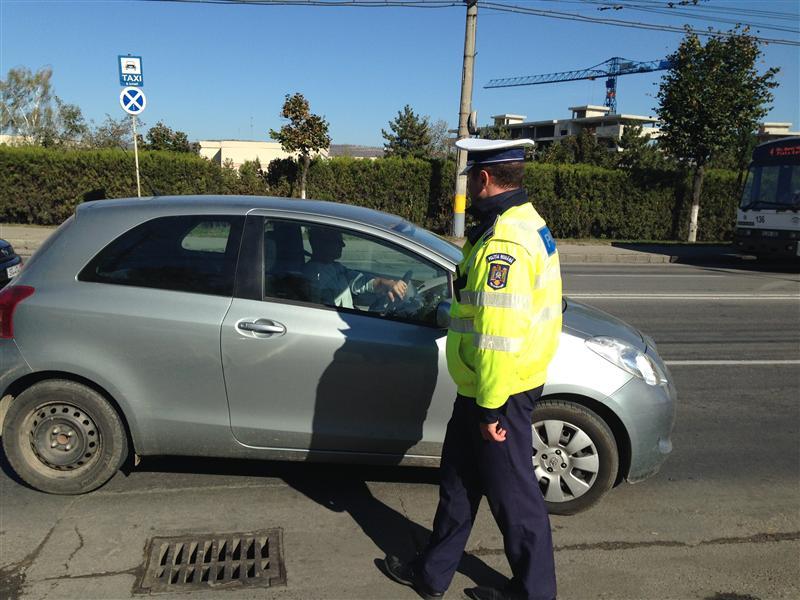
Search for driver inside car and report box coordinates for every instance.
[303,227,408,310]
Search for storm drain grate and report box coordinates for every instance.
[136,529,286,593]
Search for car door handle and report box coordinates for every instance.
[237,320,286,335]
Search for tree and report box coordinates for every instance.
[429,118,453,159]
[538,129,614,168]
[269,93,330,199]
[84,114,135,149]
[616,125,673,171]
[52,99,88,146]
[139,121,200,153]
[656,27,778,242]
[382,105,431,159]
[478,124,510,141]
[0,67,55,142]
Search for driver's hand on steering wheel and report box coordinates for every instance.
[376,278,408,302]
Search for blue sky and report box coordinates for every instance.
[2,0,798,146]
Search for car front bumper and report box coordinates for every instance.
[609,352,677,483]
[733,234,800,259]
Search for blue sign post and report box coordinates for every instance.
[118,55,143,87]
[119,85,147,198]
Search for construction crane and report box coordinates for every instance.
[485,57,671,114]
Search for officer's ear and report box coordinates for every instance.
[476,168,491,190]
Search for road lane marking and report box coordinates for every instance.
[571,274,725,278]
[664,360,800,366]
[568,294,800,300]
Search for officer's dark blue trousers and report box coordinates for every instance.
[418,387,556,600]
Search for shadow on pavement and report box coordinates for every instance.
[130,456,508,591]
[611,242,800,273]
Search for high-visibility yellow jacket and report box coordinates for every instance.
[446,199,562,415]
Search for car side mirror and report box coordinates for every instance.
[436,301,451,329]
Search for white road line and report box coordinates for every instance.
[665,360,800,366]
[570,274,725,278]
[568,294,800,300]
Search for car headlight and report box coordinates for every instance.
[585,336,668,386]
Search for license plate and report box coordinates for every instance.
[6,264,20,278]
[761,230,779,238]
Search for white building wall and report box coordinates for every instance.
[198,140,329,170]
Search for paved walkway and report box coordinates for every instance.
[1,222,743,265]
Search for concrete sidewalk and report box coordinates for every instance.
[0,222,742,265]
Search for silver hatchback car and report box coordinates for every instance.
[0,196,676,514]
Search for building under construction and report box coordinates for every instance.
[489,105,660,149]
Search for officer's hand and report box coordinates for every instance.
[480,421,507,443]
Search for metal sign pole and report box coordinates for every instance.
[132,115,142,198]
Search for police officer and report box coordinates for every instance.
[384,138,561,600]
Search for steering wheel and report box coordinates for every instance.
[369,269,414,315]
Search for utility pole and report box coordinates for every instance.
[453,0,478,239]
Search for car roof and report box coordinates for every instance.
[78,195,406,230]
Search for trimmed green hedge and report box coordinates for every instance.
[524,163,739,242]
[0,146,264,225]
[0,146,739,241]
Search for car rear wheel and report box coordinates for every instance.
[2,380,128,494]
[532,399,618,515]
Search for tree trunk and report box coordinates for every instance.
[687,164,705,243]
[300,155,310,199]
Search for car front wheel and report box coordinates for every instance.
[2,380,128,494]
[532,399,618,515]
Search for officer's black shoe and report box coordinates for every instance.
[383,555,444,600]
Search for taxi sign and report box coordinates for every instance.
[119,55,143,87]
[120,87,147,115]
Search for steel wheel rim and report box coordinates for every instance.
[532,418,600,503]
[26,402,102,471]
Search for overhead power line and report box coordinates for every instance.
[570,0,799,34]
[587,0,799,20]
[479,1,800,45]
[141,0,800,45]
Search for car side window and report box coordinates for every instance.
[79,215,244,297]
[263,219,451,326]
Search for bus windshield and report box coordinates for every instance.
[740,163,800,210]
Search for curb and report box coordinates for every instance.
[559,253,674,264]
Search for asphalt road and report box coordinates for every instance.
[1,261,798,600]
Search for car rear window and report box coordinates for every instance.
[78,215,244,296]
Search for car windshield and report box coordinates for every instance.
[391,220,463,264]
[740,163,800,209]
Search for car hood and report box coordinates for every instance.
[562,298,645,350]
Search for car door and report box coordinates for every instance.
[221,214,455,459]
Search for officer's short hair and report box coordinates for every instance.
[482,162,525,189]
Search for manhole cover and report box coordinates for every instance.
[136,529,286,593]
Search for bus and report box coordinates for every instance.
[734,136,800,259]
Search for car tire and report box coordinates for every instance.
[532,399,618,516]
[2,380,128,494]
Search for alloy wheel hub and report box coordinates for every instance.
[539,448,569,475]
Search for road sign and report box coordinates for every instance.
[120,87,147,115]
[119,55,144,87]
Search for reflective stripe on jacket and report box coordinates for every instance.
[446,202,562,410]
